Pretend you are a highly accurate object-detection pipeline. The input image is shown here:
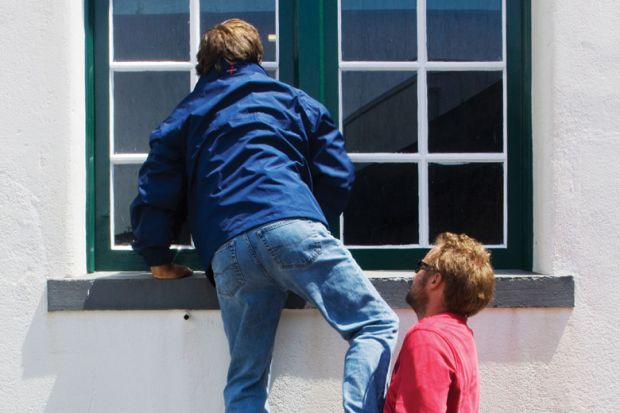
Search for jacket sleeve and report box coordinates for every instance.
[130,106,189,267]
[300,94,355,222]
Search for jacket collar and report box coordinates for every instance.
[198,61,267,85]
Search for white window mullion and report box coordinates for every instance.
[502,0,508,246]
[108,0,116,248]
[425,61,504,71]
[340,62,419,71]
[261,61,278,71]
[108,0,115,158]
[348,153,506,163]
[275,0,280,79]
[418,0,429,248]
[337,0,345,241]
[110,61,194,72]
[190,0,201,88]
[110,153,148,164]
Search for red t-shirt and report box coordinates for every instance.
[383,312,480,413]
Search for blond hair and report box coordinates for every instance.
[196,18,263,76]
[429,232,495,317]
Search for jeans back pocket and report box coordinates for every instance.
[257,220,322,269]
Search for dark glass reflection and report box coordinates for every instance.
[429,163,503,244]
[113,165,191,246]
[113,164,140,245]
[341,0,417,61]
[344,163,418,245]
[113,0,189,61]
[114,72,190,154]
[201,0,276,62]
[427,0,502,61]
[428,71,502,153]
[343,72,418,153]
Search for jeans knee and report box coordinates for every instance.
[365,308,399,339]
[375,309,399,347]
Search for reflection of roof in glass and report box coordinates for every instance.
[113,0,500,15]
[113,0,275,15]
[342,0,500,11]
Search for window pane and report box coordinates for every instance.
[343,72,418,153]
[429,163,503,244]
[428,71,502,153]
[113,0,189,61]
[114,71,190,154]
[427,0,502,61]
[341,0,417,61]
[200,0,276,62]
[113,164,140,246]
[113,164,191,246]
[344,163,418,245]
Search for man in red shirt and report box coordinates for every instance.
[384,232,495,413]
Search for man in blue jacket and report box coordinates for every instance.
[131,18,398,413]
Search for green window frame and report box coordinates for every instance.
[86,0,531,272]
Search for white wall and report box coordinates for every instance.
[1,1,619,412]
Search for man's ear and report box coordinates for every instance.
[429,272,443,288]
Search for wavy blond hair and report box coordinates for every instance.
[428,232,495,317]
[196,18,263,76]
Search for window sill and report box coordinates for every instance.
[47,271,574,311]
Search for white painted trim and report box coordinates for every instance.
[348,153,506,163]
[340,62,420,71]
[502,0,508,247]
[109,61,278,72]
[190,0,200,87]
[425,61,504,71]
[338,0,344,241]
[110,62,194,71]
[345,242,507,250]
[418,0,429,247]
[340,62,503,72]
[275,0,280,79]
[348,243,507,249]
[108,0,116,249]
[262,61,278,70]
[112,244,195,251]
[110,154,148,164]
[348,244,421,249]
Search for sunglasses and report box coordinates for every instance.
[415,260,435,273]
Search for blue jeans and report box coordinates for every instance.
[211,219,399,413]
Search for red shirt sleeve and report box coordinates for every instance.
[385,328,456,413]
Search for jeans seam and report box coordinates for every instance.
[256,219,297,235]
[245,232,273,283]
[258,226,322,269]
[216,240,246,297]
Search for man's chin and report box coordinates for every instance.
[406,291,426,317]
[405,291,418,312]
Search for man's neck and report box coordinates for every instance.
[416,303,448,320]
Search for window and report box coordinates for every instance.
[88,0,531,271]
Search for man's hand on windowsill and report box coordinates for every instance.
[150,263,193,280]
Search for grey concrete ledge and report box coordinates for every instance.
[47,270,574,311]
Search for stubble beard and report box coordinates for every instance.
[406,279,428,319]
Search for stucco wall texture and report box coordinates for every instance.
[1,1,619,412]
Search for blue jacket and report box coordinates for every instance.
[130,62,355,268]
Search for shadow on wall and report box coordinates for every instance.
[471,308,572,363]
[268,310,350,411]
[22,292,230,413]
